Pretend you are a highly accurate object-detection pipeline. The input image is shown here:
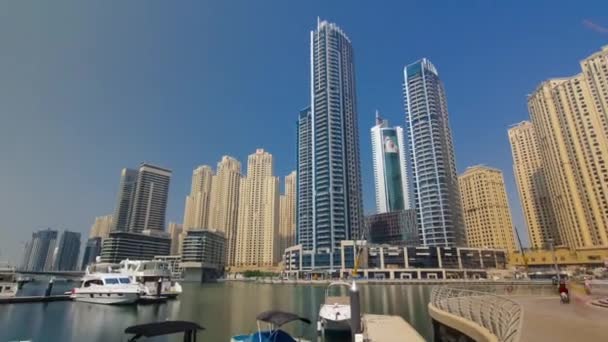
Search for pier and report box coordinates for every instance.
[0,295,71,304]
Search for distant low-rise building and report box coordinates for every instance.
[283,241,507,280]
[181,229,226,282]
[509,246,608,269]
[99,230,171,263]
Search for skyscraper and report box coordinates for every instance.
[21,229,58,271]
[371,111,410,213]
[528,46,608,248]
[403,58,466,247]
[296,107,313,251]
[183,165,214,231]
[81,237,102,270]
[129,163,172,233]
[52,230,82,271]
[508,121,557,249]
[112,168,138,232]
[458,166,517,252]
[279,171,297,254]
[298,19,364,268]
[235,149,279,267]
[168,222,183,255]
[89,214,113,239]
[208,156,241,266]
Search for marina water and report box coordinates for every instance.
[0,281,434,341]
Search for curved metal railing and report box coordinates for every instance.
[430,286,523,342]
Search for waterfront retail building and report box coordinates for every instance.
[365,210,418,245]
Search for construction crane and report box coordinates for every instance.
[514,227,529,277]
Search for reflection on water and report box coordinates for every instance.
[0,282,434,341]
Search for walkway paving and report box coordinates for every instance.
[515,296,608,342]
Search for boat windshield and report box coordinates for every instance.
[105,278,120,285]
[119,277,131,284]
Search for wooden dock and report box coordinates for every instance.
[362,314,425,342]
[0,295,71,304]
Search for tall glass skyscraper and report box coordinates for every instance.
[371,111,410,213]
[297,19,364,269]
[403,59,466,246]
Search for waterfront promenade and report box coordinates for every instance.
[516,296,608,342]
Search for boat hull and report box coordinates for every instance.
[71,292,139,305]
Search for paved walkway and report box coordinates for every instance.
[515,296,608,342]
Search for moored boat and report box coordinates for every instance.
[71,273,145,305]
[117,259,182,298]
[0,262,18,298]
[231,310,311,342]
[317,281,352,333]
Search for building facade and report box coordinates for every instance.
[183,165,214,231]
[181,229,226,267]
[81,237,102,270]
[279,171,297,255]
[284,241,507,280]
[208,156,242,266]
[371,111,410,213]
[508,121,558,249]
[366,210,418,245]
[99,230,171,263]
[235,149,279,267]
[299,19,364,269]
[296,107,313,251]
[52,230,81,271]
[112,168,138,232]
[528,46,608,248]
[129,163,172,233]
[167,222,183,255]
[403,58,466,247]
[458,166,517,252]
[89,214,113,239]
[21,229,58,271]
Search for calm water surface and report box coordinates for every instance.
[0,281,433,341]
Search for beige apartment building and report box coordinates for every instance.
[458,165,517,252]
[167,222,183,255]
[508,121,558,249]
[183,165,214,231]
[528,46,608,248]
[279,171,296,256]
[89,214,113,239]
[235,149,279,267]
[208,156,242,266]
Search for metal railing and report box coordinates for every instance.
[430,286,523,342]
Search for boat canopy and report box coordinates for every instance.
[125,320,204,341]
[256,310,311,327]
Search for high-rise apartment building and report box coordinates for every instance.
[21,229,58,271]
[89,214,113,239]
[208,156,241,266]
[183,165,214,231]
[279,171,297,255]
[296,107,313,251]
[528,46,608,248]
[403,58,466,246]
[112,169,138,231]
[371,111,410,213]
[129,164,172,233]
[81,237,102,270]
[508,121,557,249]
[168,222,183,255]
[458,166,517,252]
[297,19,364,269]
[52,231,81,271]
[235,149,279,267]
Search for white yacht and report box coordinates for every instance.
[116,260,182,298]
[0,263,18,298]
[71,273,145,305]
[317,281,352,333]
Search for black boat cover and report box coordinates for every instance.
[255,311,311,327]
[125,320,204,337]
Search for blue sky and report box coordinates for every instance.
[1,1,607,263]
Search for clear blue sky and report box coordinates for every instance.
[1,1,607,263]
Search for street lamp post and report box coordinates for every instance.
[548,238,560,284]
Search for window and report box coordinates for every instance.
[119,278,131,284]
[84,279,103,287]
[104,278,119,285]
